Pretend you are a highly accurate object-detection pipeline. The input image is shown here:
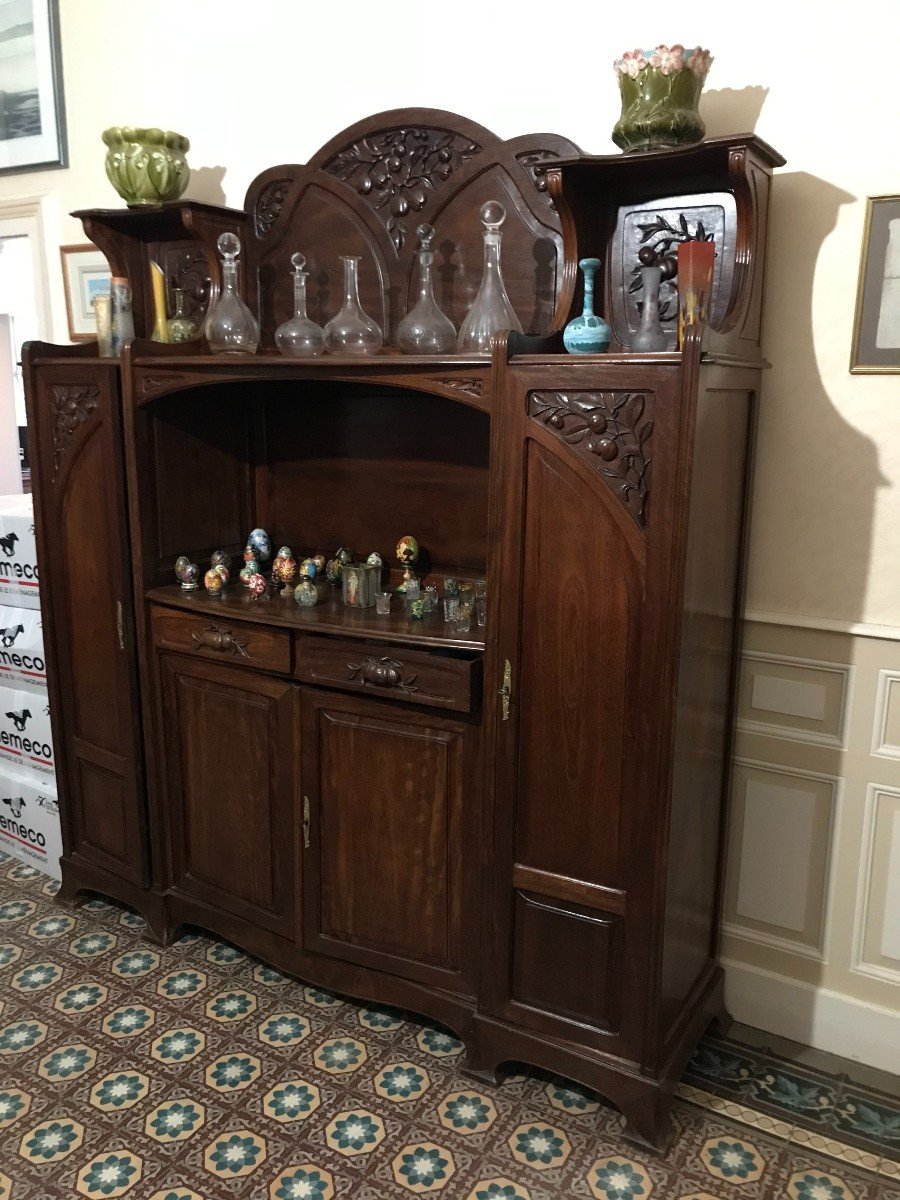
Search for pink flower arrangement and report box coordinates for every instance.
[614,45,713,79]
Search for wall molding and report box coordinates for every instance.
[722,957,900,1074]
[744,609,900,643]
[738,650,852,750]
[728,757,842,962]
[850,782,900,986]
[871,670,900,760]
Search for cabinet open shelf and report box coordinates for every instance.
[147,583,486,652]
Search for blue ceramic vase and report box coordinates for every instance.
[563,258,611,354]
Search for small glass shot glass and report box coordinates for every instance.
[443,596,459,622]
[455,603,473,633]
[405,578,421,600]
[374,591,392,615]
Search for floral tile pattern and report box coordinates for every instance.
[0,848,896,1200]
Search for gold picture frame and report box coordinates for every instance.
[60,243,110,341]
[850,195,900,374]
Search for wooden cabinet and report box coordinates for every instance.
[157,653,298,939]
[300,688,479,995]
[24,108,783,1151]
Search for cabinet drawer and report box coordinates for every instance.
[151,606,291,675]
[295,634,481,713]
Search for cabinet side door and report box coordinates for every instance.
[25,353,146,884]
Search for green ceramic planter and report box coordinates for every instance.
[102,126,191,205]
[612,46,712,153]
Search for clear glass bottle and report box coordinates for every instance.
[167,288,198,343]
[396,223,456,354]
[275,253,325,356]
[631,264,668,352]
[457,200,523,353]
[205,232,259,355]
[324,255,382,356]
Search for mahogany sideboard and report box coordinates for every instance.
[23,109,784,1150]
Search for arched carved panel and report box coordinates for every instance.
[244,109,581,348]
[528,390,653,529]
[50,384,100,478]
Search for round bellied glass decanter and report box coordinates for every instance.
[395,223,456,354]
[275,252,325,356]
[324,255,383,356]
[457,200,523,353]
[205,232,259,355]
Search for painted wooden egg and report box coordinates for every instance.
[312,554,326,573]
[248,528,272,562]
[294,579,318,607]
[367,551,383,569]
[239,560,258,586]
[299,558,317,579]
[279,557,298,585]
[243,544,256,563]
[204,568,224,596]
[214,564,229,584]
[396,535,419,564]
[325,558,343,586]
[248,572,267,598]
[335,546,353,567]
[211,549,232,570]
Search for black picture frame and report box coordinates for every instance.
[851,195,900,374]
[0,0,67,176]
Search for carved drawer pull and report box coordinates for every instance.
[347,656,418,696]
[191,624,250,658]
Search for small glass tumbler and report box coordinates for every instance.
[443,596,459,622]
[405,578,421,600]
[476,594,487,627]
[455,603,473,633]
[375,592,392,615]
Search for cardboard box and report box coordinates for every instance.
[0,763,61,880]
[0,493,39,610]
[0,604,46,692]
[0,682,55,779]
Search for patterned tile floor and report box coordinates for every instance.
[0,852,897,1199]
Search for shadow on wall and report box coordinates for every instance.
[186,167,227,207]
[700,86,769,138]
[722,171,886,1052]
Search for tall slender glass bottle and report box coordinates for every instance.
[396,224,456,354]
[457,200,523,353]
[324,255,382,356]
[205,233,259,355]
[275,253,325,356]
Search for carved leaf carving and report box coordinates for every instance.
[430,376,484,398]
[255,179,292,237]
[529,390,653,527]
[516,149,560,208]
[49,385,100,477]
[323,127,481,251]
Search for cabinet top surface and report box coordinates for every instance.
[148,585,486,653]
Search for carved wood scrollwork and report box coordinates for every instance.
[191,625,250,658]
[529,390,652,528]
[347,656,418,696]
[429,377,484,398]
[49,385,100,477]
[138,373,193,400]
[323,127,482,251]
[255,179,292,237]
[516,150,560,209]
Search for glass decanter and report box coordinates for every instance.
[275,253,325,356]
[395,223,456,354]
[324,255,382,356]
[457,200,523,353]
[167,288,198,343]
[204,232,259,355]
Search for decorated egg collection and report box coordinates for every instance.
[174,529,486,629]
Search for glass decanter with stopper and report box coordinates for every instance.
[395,223,456,354]
[275,252,325,356]
[204,232,259,355]
[324,255,382,355]
[457,200,523,353]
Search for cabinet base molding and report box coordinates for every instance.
[56,857,168,945]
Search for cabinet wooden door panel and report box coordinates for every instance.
[159,654,298,938]
[25,357,146,884]
[301,688,478,995]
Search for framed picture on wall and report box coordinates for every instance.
[0,0,67,175]
[851,195,900,374]
[60,244,111,341]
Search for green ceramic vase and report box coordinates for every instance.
[612,46,712,153]
[102,126,191,205]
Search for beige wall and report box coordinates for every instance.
[1,0,897,1057]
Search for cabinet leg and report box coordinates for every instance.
[707,1003,734,1039]
[461,1031,504,1088]
[620,1091,674,1155]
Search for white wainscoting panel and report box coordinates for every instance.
[852,783,900,984]
[738,651,851,748]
